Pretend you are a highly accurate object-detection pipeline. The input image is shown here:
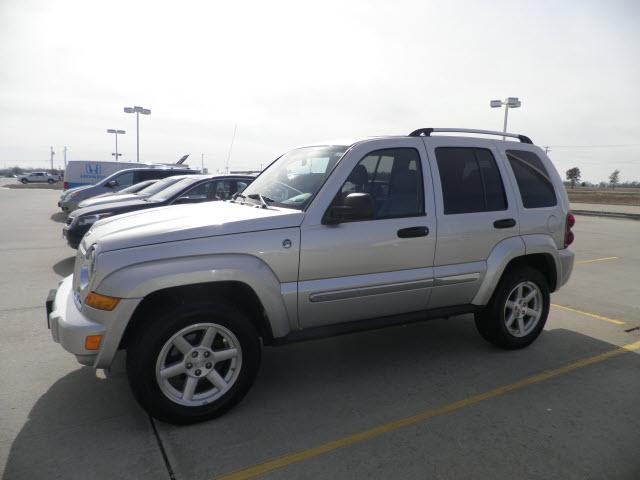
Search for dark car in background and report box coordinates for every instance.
[63,175,253,249]
[58,166,198,212]
[76,174,189,209]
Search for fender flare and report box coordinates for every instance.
[471,236,526,305]
[91,254,294,369]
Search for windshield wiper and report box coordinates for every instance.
[247,193,274,209]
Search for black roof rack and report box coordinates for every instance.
[409,128,533,144]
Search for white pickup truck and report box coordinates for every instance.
[17,171,58,184]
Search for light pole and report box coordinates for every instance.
[50,146,55,174]
[107,129,126,161]
[490,97,521,139]
[63,146,68,167]
[124,106,151,162]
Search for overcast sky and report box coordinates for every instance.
[1,0,638,182]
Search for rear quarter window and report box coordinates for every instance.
[506,150,557,208]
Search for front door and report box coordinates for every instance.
[297,138,437,329]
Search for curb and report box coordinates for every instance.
[572,209,640,221]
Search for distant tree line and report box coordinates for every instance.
[564,168,636,189]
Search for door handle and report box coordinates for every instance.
[494,218,516,229]
[397,226,429,238]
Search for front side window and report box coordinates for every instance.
[334,148,424,220]
[436,147,507,215]
[506,150,557,208]
[213,180,234,200]
[115,171,134,187]
[239,146,347,209]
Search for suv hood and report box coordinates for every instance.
[84,201,305,252]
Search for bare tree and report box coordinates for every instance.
[609,169,620,190]
[566,167,581,188]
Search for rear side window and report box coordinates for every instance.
[435,147,507,215]
[506,150,557,208]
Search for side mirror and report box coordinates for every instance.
[323,192,375,225]
[106,180,117,188]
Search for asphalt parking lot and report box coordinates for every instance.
[1,185,639,480]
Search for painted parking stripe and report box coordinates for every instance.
[551,304,626,325]
[215,340,640,480]
[577,256,619,264]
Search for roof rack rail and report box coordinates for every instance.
[409,128,533,144]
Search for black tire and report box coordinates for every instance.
[126,302,261,424]
[474,266,549,349]
[20,178,28,184]
[47,179,54,184]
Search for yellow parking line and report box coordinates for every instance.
[577,256,618,264]
[215,340,640,480]
[551,304,625,325]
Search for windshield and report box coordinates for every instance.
[239,146,347,209]
[147,177,200,202]
[118,180,155,194]
[138,176,185,196]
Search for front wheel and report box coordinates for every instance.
[475,266,549,349]
[47,179,54,184]
[126,302,261,424]
[20,179,28,184]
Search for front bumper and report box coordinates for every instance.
[46,276,104,366]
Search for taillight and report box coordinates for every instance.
[63,181,69,190]
[564,213,575,247]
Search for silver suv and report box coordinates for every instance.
[46,128,575,424]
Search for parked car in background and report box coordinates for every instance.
[17,171,58,184]
[63,174,253,248]
[76,179,159,209]
[76,175,194,210]
[58,166,197,213]
[91,179,158,198]
[62,156,191,190]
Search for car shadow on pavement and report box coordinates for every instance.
[2,367,168,480]
[50,212,66,223]
[153,318,640,480]
[3,319,639,480]
[49,212,67,223]
[52,257,74,277]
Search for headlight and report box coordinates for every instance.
[79,245,96,292]
[77,213,113,226]
[67,190,80,199]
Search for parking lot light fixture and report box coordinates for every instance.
[107,129,126,162]
[490,97,522,139]
[124,106,151,162]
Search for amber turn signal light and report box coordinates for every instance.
[85,292,120,311]
[85,335,103,350]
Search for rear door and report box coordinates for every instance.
[423,137,520,308]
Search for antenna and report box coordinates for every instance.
[225,124,237,174]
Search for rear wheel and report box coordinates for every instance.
[126,302,261,424]
[475,267,549,349]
